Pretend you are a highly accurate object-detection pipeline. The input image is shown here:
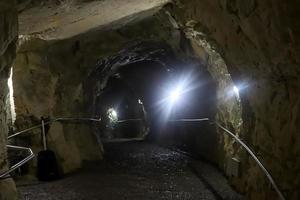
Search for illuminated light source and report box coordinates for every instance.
[233,86,239,95]
[157,72,197,120]
[107,108,118,124]
[231,85,241,101]
[8,67,16,123]
[169,86,182,103]
[161,77,191,107]
[111,110,117,118]
[138,99,143,105]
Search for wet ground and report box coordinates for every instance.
[18,141,243,200]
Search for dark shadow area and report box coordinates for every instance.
[84,41,218,162]
[18,141,243,200]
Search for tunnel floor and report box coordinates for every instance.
[18,141,243,200]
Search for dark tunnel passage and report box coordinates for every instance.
[3,1,298,199]
[14,41,241,200]
[18,142,243,200]
[84,41,219,157]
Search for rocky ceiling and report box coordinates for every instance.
[18,0,170,40]
[1,0,298,199]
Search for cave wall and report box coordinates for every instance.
[13,9,180,174]
[171,0,300,199]
[13,3,244,181]
[0,0,18,199]
[13,38,103,174]
[12,1,300,198]
[186,36,244,173]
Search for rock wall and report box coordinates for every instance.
[186,35,244,173]
[13,1,300,198]
[0,0,18,199]
[171,0,300,199]
[13,9,180,174]
[13,38,103,174]
[14,2,244,183]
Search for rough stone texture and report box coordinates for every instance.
[18,0,170,40]
[18,142,243,200]
[15,0,241,187]
[172,0,300,199]
[187,36,244,172]
[14,0,300,199]
[13,8,180,175]
[0,0,18,199]
[13,38,103,174]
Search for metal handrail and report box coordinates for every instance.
[167,117,285,199]
[7,117,102,139]
[0,116,286,200]
[110,117,286,199]
[7,121,53,139]
[213,121,286,200]
[0,145,34,179]
[1,117,102,179]
[168,118,210,122]
[117,119,144,123]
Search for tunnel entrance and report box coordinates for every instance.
[6,2,246,199]
[83,41,221,160]
[0,0,297,199]
[93,75,149,140]
[9,37,245,200]
[10,35,243,182]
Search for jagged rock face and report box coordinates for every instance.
[13,5,220,176]
[13,9,180,174]
[0,1,18,199]
[14,0,239,188]
[172,0,300,199]
[187,37,243,173]
[12,0,300,199]
[18,0,170,40]
[13,38,103,174]
[88,42,178,140]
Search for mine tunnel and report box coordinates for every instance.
[0,0,299,200]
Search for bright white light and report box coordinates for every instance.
[138,99,143,105]
[232,85,241,101]
[157,72,196,120]
[111,110,117,119]
[8,68,16,123]
[162,80,188,107]
[233,86,239,95]
[107,108,118,123]
[169,87,181,103]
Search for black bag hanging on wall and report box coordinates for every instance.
[37,117,60,181]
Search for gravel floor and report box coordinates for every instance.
[18,141,244,200]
